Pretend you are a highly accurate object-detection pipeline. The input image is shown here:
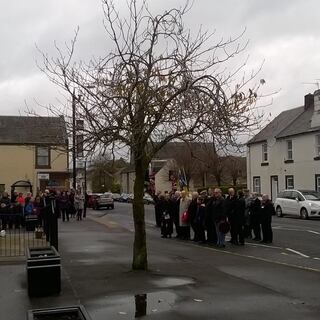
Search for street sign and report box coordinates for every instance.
[38,173,49,180]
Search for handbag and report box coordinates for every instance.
[181,210,189,223]
[218,219,230,234]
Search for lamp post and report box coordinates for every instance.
[72,89,77,190]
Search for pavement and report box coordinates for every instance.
[1,209,320,320]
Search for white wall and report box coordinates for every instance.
[247,132,320,196]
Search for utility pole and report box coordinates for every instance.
[72,89,77,190]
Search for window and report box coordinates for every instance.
[286,140,293,160]
[316,134,320,156]
[283,190,293,199]
[285,175,294,189]
[36,146,50,168]
[262,143,268,162]
[76,134,84,157]
[253,176,261,194]
[0,184,5,193]
[316,175,320,193]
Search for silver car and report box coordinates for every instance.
[93,192,114,210]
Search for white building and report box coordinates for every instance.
[247,90,320,202]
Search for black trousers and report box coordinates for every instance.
[180,226,190,240]
[205,218,217,244]
[61,208,69,222]
[194,223,206,242]
[261,222,273,242]
[251,214,261,240]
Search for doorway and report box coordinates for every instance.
[270,176,279,203]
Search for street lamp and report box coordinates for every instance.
[72,89,77,190]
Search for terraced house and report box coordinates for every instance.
[0,116,69,195]
[247,90,320,201]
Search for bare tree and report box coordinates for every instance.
[225,155,246,186]
[38,0,263,270]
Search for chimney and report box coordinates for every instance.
[304,93,314,110]
[311,90,320,128]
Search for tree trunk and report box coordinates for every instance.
[132,155,148,270]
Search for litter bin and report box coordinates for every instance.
[26,246,61,297]
[25,215,38,231]
[27,305,91,320]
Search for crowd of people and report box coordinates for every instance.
[0,189,88,231]
[153,188,275,247]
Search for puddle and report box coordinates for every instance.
[89,291,177,319]
[151,276,195,288]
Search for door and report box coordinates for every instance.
[270,176,278,203]
[287,190,300,216]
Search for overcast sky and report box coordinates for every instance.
[1,0,320,123]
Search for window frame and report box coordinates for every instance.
[35,146,51,169]
[262,143,268,162]
[286,140,293,160]
[285,175,294,190]
[316,174,320,193]
[315,134,320,156]
[253,176,261,194]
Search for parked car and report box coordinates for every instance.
[92,192,114,210]
[112,193,121,201]
[275,189,320,219]
[87,193,103,208]
[119,193,130,202]
[143,193,154,205]
[127,194,134,203]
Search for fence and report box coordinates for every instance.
[0,210,48,257]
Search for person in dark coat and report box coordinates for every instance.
[160,194,173,238]
[193,195,206,242]
[188,192,199,241]
[170,191,181,238]
[234,191,246,245]
[205,193,218,245]
[250,193,262,241]
[211,188,226,247]
[0,192,11,230]
[260,194,274,243]
[224,188,238,244]
[58,191,69,222]
[153,191,162,227]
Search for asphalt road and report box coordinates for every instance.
[90,202,320,272]
[85,202,320,319]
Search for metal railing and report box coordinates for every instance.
[0,211,48,257]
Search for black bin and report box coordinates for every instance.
[27,305,91,320]
[26,246,61,297]
[25,215,38,231]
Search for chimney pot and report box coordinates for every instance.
[304,93,314,110]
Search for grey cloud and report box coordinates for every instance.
[1,0,320,117]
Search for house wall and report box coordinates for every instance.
[155,160,195,193]
[247,132,320,198]
[0,145,68,194]
[120,171,135,194]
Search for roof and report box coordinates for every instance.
[0,116,68,145]
[276,105,320,138]
[153,142,214,159]
[247,105,312,145]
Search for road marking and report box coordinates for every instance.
[246,242,282,250]
[313,257,320,261]
[286,248,310,258]
[188,243,320,273]
[307,230,320,235]
[273,226,320,236]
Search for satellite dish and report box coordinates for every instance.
[267,137,276,147]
